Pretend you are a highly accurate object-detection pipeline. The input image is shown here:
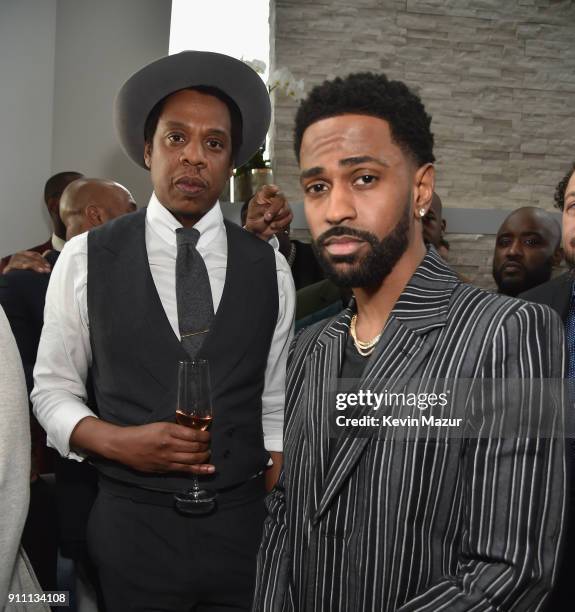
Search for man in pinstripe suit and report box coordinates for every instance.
[254,73,567,611]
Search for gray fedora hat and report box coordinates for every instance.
[114,51,271,169]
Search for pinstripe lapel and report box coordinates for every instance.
[304,309,351,517]
[312,249,459,522]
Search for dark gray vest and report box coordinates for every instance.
[87,208,279,491]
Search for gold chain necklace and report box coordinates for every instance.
[350,314,382,357]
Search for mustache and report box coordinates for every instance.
[500,260,525,271]
[315,226,378,248]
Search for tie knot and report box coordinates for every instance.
[176,226,200,248]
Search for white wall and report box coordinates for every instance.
[0,0,171,259]
[51,0,172,211]
[0,0,57,257]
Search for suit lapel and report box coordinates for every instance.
[311,248,458,522]
[303,310,349,517]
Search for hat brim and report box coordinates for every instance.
[114,51,271,169]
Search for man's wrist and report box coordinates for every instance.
[99,422,124,463]
[70,416,122,462]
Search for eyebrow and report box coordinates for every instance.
[340,155,389,168]
[299,155,389,182]
[497,231,543,239]
[300,166,324,181]
[566,191,575,201]
[162,121,229,137]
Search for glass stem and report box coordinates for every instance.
[191,473,200,497]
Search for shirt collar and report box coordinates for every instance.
[146,192,224,250]
[51,233,66,252]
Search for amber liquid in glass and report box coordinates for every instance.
[176,410,213,431]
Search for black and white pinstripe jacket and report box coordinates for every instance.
[254,249,567,612]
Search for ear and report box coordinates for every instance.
[412,163,435,219]
[85,205,103,227]
[144,142,152,169]
[441,219,447,233]
[552,246,563,267]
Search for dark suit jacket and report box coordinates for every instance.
[520,272,572,323]
[520,271,575,610]
[0,253,59,475]
[295,278,343,332]
[255,250,567,611]
[0,250,58,390]
[290,240,325,291]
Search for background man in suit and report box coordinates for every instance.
[1,178,137,391]
[32,52,294,611]
[0,171,84,274]
[0,178,137,597]
[493,206,562,297]
[254,72,566,611]
[520,162,575,609]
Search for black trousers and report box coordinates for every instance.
[86,477,267,612]
[22,476,58,592]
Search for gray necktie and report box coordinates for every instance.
[175,227,214,359]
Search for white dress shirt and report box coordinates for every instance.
[51,233,66,252]
[32,195,294,461]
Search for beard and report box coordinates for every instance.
[492,259,553,297]
[311,203,410,289]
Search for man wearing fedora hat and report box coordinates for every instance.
[32,52,295,611]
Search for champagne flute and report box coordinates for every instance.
[174,359,216,513]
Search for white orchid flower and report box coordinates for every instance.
[242,58,267,74]
[269,67,305,101]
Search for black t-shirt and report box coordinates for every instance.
[340,333,370,380]
[329,334,373,462]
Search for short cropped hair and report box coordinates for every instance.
[554,162,575,210]
[43,171,84,204]
[143,86,243,164]
[294,72,434,167]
